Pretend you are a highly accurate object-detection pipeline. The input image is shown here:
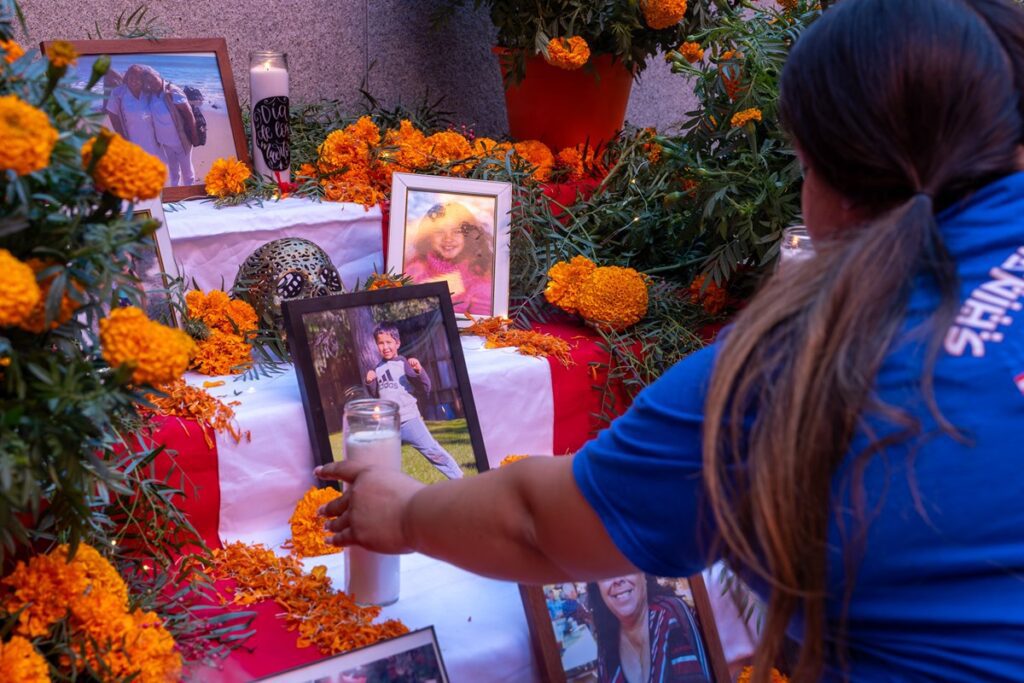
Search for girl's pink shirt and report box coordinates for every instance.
[405,254,493,316]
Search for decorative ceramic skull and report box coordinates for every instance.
[233,237,344,330]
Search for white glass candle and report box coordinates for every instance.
[777,225,815,271]
[343,399,402,606]
[249,51,291,184]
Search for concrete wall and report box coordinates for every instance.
[21,0,695,136]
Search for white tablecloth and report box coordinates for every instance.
[191,338,552,682]
[164,197,383,293]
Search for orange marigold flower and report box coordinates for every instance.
[777,0,799,9]
[642,0,688,29]
[100,306,195,385]
[347,115,382,147]
[0,95,58,176]
[285,486,344,558]
[0,249,42,327]
[191,329,253,376]
[1,38,25,64]
[513,140,555,182]
[577,266,649,331]
[500,455,530,467]
[0,636,49,683]
[18,259,80,334]
[186,289,258,336]
[544,255,597,314]
[546,36,591,70]
[205,156,251,197]
[82,131,167,201]
[719,50,744,100]
[46,40,77,68]
[297,162,318,179]
[382,119,432,171]
[365,272,407,291]
[680,41,704,63]
[689,274,728,315]
[425,130,473,168]
[731,107,763,128]
[556,147,586,181]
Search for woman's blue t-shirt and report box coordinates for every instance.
[573,172,1024,681]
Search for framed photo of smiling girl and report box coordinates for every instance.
[521,573,730,683]
[387,173,512,325]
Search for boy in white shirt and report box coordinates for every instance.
[364,323,463,480]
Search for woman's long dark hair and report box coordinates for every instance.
[702,1,1024,680]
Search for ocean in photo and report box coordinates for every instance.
[72,52,228,111]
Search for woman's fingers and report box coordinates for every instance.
[315,460,370,483]
[319,491,350,519]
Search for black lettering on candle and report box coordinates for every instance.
[253,96,291,172]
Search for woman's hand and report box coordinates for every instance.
[316,461,424,554]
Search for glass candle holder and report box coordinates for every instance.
[342,398,401,606]
[777,225,815,271]
[248,51,290,184]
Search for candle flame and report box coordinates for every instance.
[263,61,272,71]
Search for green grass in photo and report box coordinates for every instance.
[328,418,478,485]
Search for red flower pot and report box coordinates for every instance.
[495,48,634,151]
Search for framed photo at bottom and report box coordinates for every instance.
[521,573,730,683]
[255,627,449,683]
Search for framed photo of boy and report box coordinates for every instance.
[520,572,730,683]
[44,38,249,202]
[386,173,512,325]
[254,627,450,682]
[284,282,489,484]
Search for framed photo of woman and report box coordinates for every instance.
[386,173,512,325]
[521,573,730,683]
[44,38,249,202]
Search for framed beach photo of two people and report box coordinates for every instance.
[521,573,731,683]
[45,38,249,201]
[284,283,488,484]
[387,173,512,325]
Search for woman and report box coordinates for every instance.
[138,65,197,186]
[589,574,711,683]
[104,64,163,161]
[317,1,1024,680]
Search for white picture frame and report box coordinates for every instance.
[131,198,180,326]
[254,627,450,683]
[387,173,512,326]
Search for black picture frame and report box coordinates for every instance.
[253,626,450,682]
[283,282,489,482]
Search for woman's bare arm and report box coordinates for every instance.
[317,455,637,584]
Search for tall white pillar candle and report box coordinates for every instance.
[343,415,402,606]
[249,51,291,184]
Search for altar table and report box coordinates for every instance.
[164,198,383,293]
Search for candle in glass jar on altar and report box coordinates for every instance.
[248,51,291,184]
[342,399,402,606]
